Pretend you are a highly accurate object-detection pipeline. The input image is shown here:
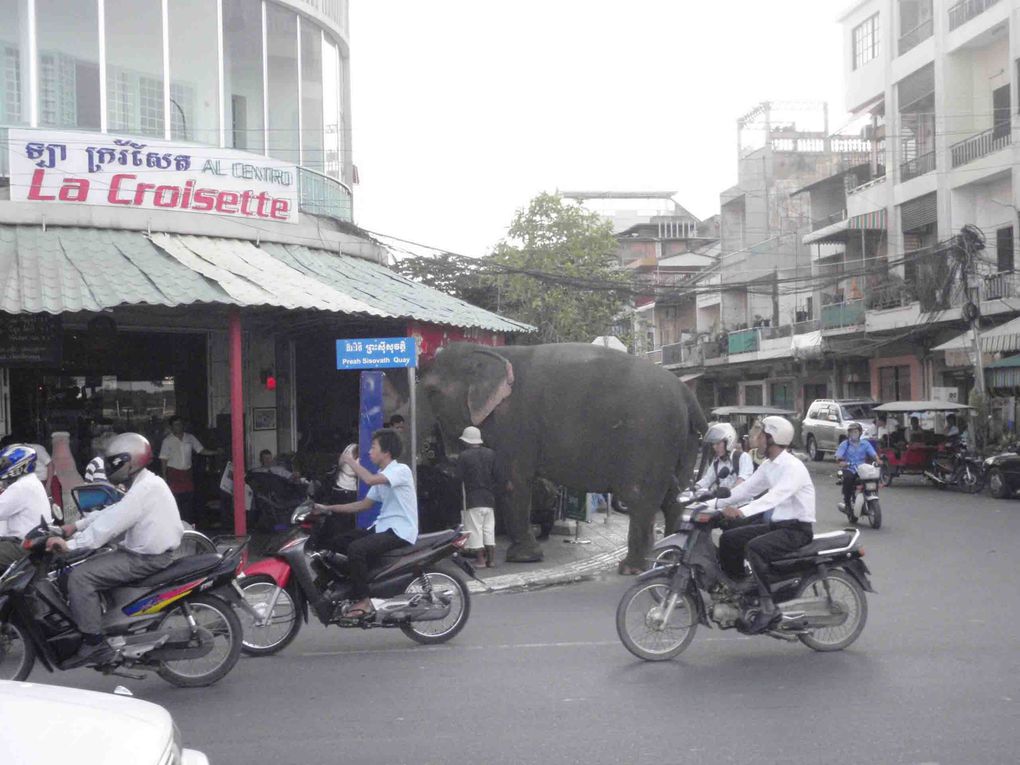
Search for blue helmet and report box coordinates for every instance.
[0,445,37,484]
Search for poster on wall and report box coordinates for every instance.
[0,314,62,366]
[8,128,298,224]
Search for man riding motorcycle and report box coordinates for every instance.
[718,416,815,634]
[46,433,183,667]
[835,422,877,515]
[695,423,753,492]
[0,445,53,570]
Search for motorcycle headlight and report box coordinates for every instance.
[985,457,995,465]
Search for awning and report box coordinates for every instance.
[803,219,848,245]
[847,209,887,230]
[932,316,1020,354]
[0,226,534,333]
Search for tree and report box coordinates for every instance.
[490,192,628,344]
[393,252,499,313]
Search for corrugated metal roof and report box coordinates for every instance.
[0,226,533,333]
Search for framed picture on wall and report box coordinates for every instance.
[252,407,277,431]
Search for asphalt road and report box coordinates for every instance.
[38,464,1020,764]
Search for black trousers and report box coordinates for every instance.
[841,470,859,507]
[718,520,814,594]
[324,528,410,600]
[309,489,358,550]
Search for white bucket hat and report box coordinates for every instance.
[459,426,484,445]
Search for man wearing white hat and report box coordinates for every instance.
[455,426,507,568]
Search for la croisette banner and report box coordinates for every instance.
[8,128,299,224]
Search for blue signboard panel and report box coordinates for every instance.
[357,370,385,529]
[336,337,417,370]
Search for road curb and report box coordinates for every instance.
[468,545,628,594]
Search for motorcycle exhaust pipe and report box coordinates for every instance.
[376,595,452,624]
[923,471,946,484]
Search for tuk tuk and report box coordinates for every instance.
[872,400,973,486]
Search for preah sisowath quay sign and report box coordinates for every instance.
[8,128,298,224]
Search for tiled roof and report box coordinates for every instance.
[0,226,534,334]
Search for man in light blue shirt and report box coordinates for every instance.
[313,428,417,620]
[835,422,877,514]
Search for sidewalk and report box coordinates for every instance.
[466,507,630,594]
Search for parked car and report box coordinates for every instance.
[0,680,209,764]
[983,445,1020,499]
[802,398,879,461]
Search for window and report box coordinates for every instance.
[853,14,880,70]
[997,226,1014,273]
[300,21,323,172]
[266,4,300,163]
[105,0,165,137]
[744,385,764,406]
[168,0,219,144]
[879,366,911,401]
[770,382,793,411]
[322,36,343,179]
[993,84,1010,140]
[36,0,101,129]
[0,0,27,124]
[223,0,265,153]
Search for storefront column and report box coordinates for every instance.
[229,307,247,536]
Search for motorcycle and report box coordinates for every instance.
[923,439,984,493]
[616,488,874,661]
[235,501,476,655]
[835,462,883,529]
[0,519,248,687]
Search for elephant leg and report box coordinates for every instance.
[620,503,656,574]
[505,464,543,563]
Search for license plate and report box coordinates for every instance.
[863,482,878,491]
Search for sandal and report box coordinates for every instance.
[342,605,375,620]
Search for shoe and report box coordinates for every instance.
[63,641,114,669]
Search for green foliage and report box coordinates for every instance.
[490,192,629,344]
[393,252,499,312]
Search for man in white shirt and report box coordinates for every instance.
[0,445,53,569]
[718,416,816,633]
[47,433,182,667]
[159,415,217,525]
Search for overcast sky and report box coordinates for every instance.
[349,0,848,258]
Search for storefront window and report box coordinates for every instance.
[266,4,299,163]
[36,0,101,130]
[168,0,219,144]
[223,0,264,153]
[105,0,165,137]
[300,22,323,172]
[0,0,29,125]
[322,35,342,179]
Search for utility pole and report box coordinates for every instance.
[960,225,987,398]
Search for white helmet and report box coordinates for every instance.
[703,422,738,451]
[761,416,795,447]
[846,421,863,437]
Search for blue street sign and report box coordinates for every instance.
[336,337,417,370]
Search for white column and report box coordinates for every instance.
[161,0,171,140]
[98,0,107,132]
[26,0,37,127]
[217,0,225,147]
[261,0,269,157]
[296,14,303,166]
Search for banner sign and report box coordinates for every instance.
[8,128,298,224]
[336,337,417,370]
[0,314,62,366]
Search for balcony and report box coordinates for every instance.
[985,271,1020,300]
[810,209,847,233]
[948,0,1001,31]
[900,150,936,182]
[645,348,663,365]
[297,167,354,223]
[655,340,705,368]
[728,328,759,355]
[899,19,934,56]
[950,126,1012,168]
[821,299,865,330]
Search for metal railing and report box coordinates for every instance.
[847,171,886,196]
[810,209,847,232]
[948,0,1001,31]
[984,271,1020,300]
[297,167,354,223]
[728,328,759,355]
[950,125,1012,168]
[645,348,663,365]
[899,18,934,55]
[821,299,866,330]
[900,150,936,181]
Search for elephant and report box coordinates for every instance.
[417,342,708,569]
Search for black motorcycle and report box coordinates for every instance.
[924,439,984,493]
[616,488,874,661]
[0,519,248,686]
[236,501,476,655]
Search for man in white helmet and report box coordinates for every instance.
[718,416,815,633]
[46,433,183,667]
[695,423,753,493]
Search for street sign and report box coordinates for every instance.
[336,337,417,370]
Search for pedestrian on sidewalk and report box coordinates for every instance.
[455,426,508,568]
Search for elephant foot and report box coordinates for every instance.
[617,560,643,576]
[506,541,544,563]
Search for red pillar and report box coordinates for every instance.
[229,307,247,536]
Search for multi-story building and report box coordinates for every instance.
[0,1,529,525]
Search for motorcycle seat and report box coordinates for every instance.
[773,531,856,561]
[377,529,460,564]
[130,553,222,588]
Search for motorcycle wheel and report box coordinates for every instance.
[866,499,882,530]
[0,619,35,681]
[958,467,984,495]
[879,465,893,488]
[399,565,471,645]
[238,575,301,656]
[156,595,243,688]
[844,499,857,525]
[796,570,867,652]
[616,577,697,661]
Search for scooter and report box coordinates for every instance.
[0,519,248,687]
[924,439,985,494]
[835,462,883,529]
[235,501,477,655]
[616,488,874,661]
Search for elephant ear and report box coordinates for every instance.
[467,352,514,426]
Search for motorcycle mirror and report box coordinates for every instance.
[715,487,732,499]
